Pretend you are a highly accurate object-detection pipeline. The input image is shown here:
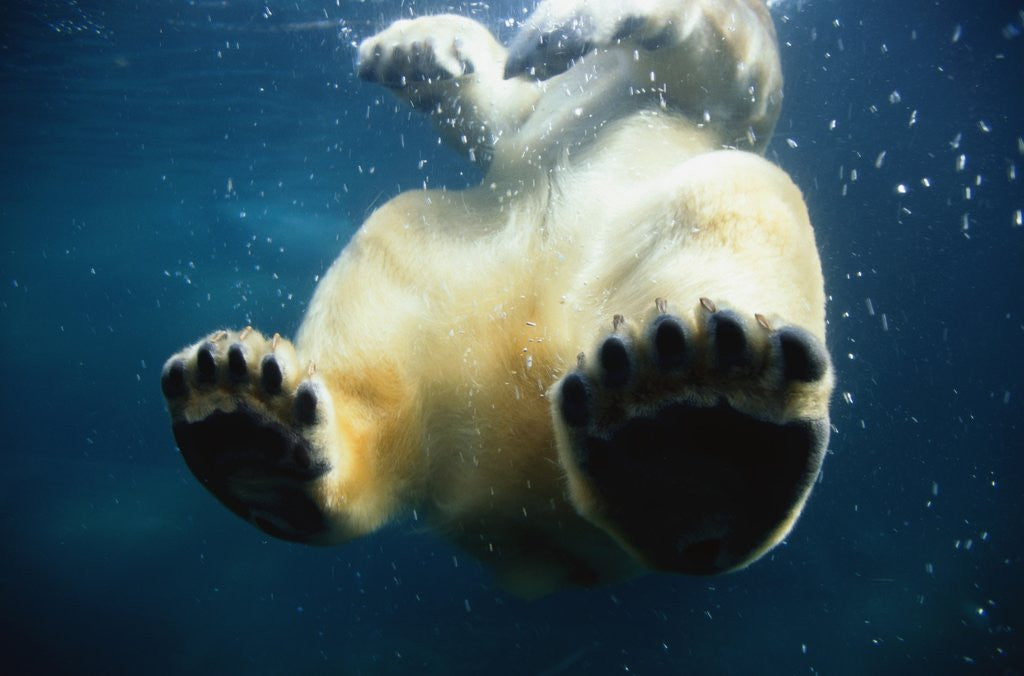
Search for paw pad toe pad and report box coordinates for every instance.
[709,311,749,370]
[294,383,319,426]
[161,360,187,399]
[599,337,631,388]
[228,344,248,383]
[653,316,688,370]
[260,355,283,394]
[559,373,590,427]
[778,328,827,383]
[196,342,217,384]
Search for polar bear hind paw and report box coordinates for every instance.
[161,329,334,542]
[555,299,831,575]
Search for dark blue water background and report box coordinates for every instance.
[1,0,1021,673]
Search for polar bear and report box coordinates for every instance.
[162,0,833,595]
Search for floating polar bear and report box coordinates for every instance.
[162,0,833,596]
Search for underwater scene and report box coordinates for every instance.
[1,0,1021,673]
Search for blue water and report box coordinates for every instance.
[2,1,1021,673]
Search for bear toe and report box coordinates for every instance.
[776,326,828,384]
[558,372,591,428]
[294,382,319,426]
[196,341,217,385]
[161,359,187,399]
[598,335,631,388]
[651,315,689,371]
[227,343,248,383]
[260,354,283,395]
[708,310,751,372]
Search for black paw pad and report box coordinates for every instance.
[611,15,646,42]
[228,344,248,383]
[599,337,631,388]
[381,54,414,86]
[710,312,749,370]
[294,383,318,426]
[261,355,283,394]
[505,28,593,80]
[196,342,217,385]
[559,373,590,427]
[354,49,379,82]
[652,316,688,370]
[611,16,673,50]
[161,360,187,399]
[778,328,827,383]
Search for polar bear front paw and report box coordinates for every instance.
[161,329,335,543]
[357,15,506,89]
[504,0,682,79]
[554,299,831,575]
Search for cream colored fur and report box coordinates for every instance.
[166,0,831,596]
